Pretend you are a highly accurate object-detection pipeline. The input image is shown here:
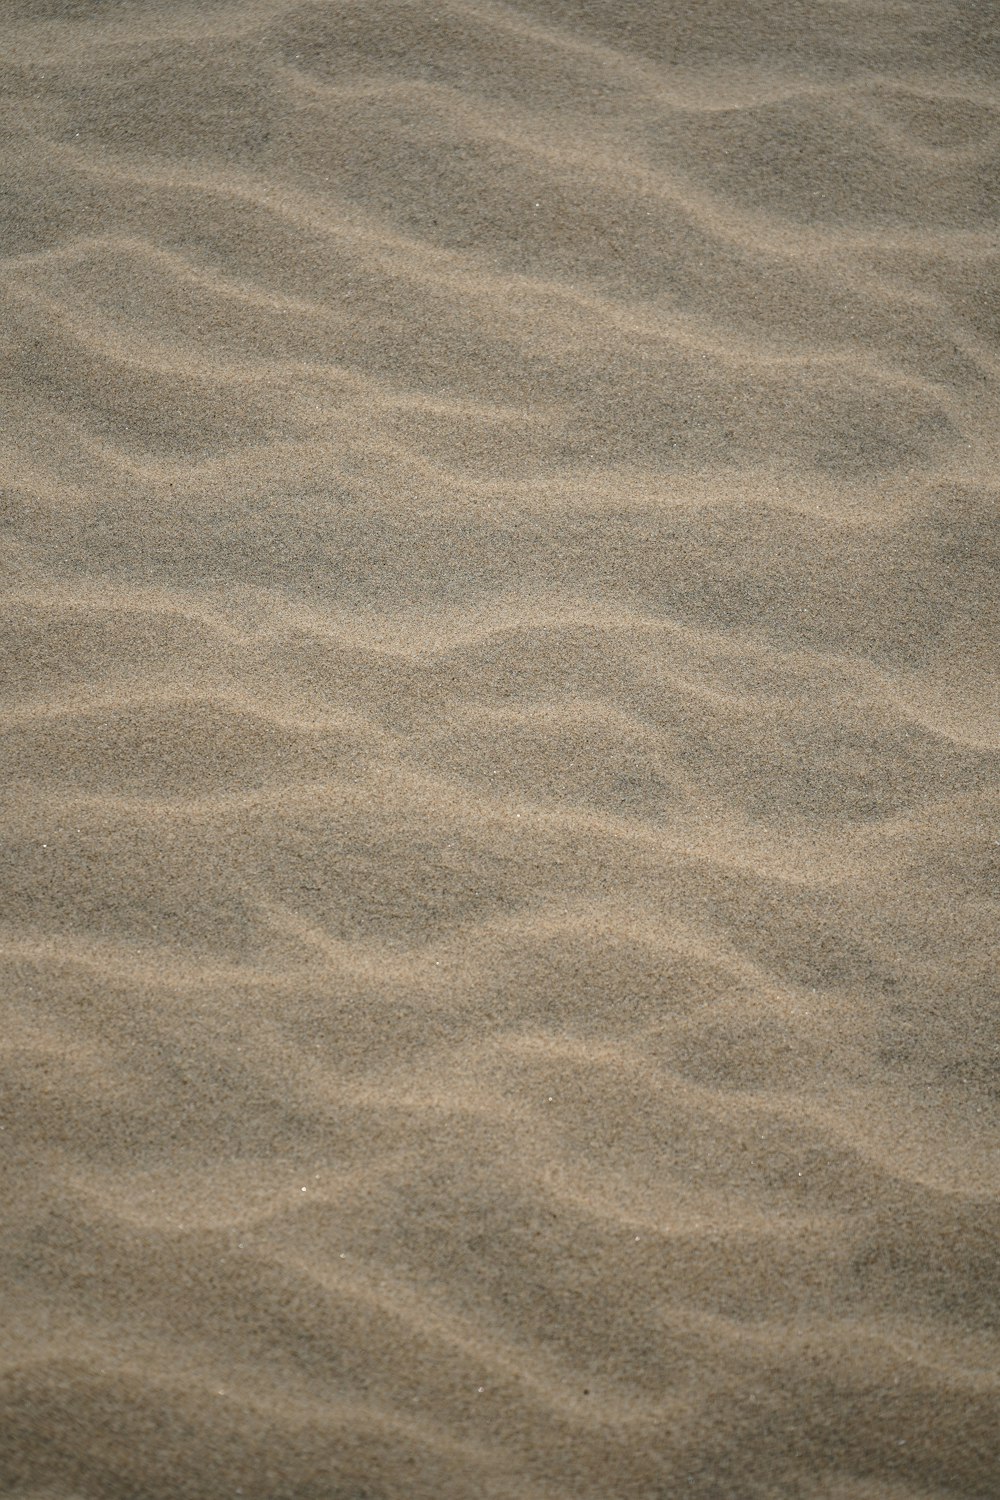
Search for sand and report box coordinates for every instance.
[1,1,998,1496]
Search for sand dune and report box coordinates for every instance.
[2,1,998,1496]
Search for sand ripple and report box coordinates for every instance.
[1,1,998,1496]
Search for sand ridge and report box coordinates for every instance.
[1,1,998,1496]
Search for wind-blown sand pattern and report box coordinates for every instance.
[2,1,999,1496]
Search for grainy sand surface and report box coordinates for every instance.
[2,2,999,1496]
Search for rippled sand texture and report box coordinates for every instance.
[2,1,999,1496]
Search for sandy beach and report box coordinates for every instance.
[1,1,998,1496]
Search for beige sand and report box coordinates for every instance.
[1,1,998,1496]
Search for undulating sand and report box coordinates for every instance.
[2,1,999,1496]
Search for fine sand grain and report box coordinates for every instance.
[1,2,998,1496]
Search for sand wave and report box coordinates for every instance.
[2,0,997,1496]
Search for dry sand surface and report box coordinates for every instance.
[2,0,999,1496]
